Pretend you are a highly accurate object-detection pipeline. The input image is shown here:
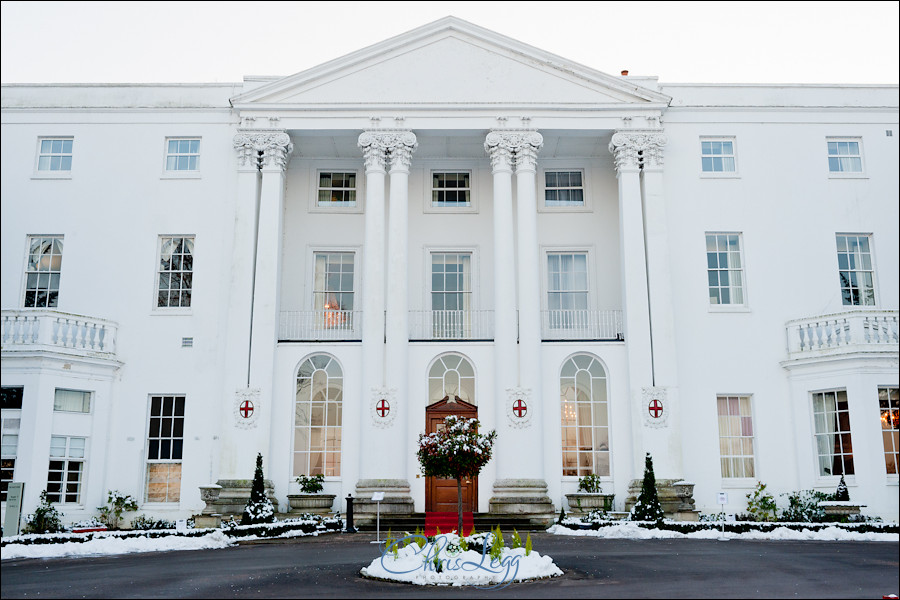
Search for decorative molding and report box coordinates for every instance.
[608,129,668,172]
[233,130,293,171]
[505,387,533,429]
[357,130,417,173]
[370,386,397,429]
[641,386,669,429]
[234,387,261,429]
[485,129,543,173]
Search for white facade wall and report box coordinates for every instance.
[2,18,897,525]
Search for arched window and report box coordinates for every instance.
[560,354,609,476]
[294,354,342,477]
[428,354,475,405]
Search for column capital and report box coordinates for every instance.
[608,129,668,172]
[233,130,293,171]
[485,129,543,173]
[358,130,418,173]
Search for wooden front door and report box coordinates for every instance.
[425,398,478,513]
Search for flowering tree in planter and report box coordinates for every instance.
[417,415,497,535]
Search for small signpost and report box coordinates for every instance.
[717,491,729,540]
[175,519,188,532]
[3,482,24,536]
[371,491,385,544]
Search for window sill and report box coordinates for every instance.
[828,173,868,179]
[699,173,740,179]
[423,204,478,215]
[150,308,193,316]
[708,305,751,313]
[538,205,592,213]
[31,173,72,180]
[160,172,201,180]
[309,204,363,214]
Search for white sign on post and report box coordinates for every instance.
[3,482,25,536]
[371,492,385,502]
[717,491,729,541]
[371,492,385,544]
[175,519,188,532]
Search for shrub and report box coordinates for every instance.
[577,473,603,494]
[780,489,830,523]
[510,529,522,549]
[23,491,64,534]
[745,482,778,522]
[97,490,139,530]
[834,475,850,501]
[296,474,325,494]
[241,453,276,525]
[630,453,664,522]
[131,515,176,531]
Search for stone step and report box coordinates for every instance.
[352,513,548,533]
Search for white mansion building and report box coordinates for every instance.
[2,18,898,526]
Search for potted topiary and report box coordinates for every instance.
[565,473,615,515]
[287,474,336,515]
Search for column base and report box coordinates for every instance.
[352,479,414,526]
[488,479,556,527]
[193,514,222,529]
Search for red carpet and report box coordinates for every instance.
[424,511,474,536]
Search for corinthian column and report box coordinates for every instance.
[220,130,292,483]
[353,130,417,523]
[608,129,661,478]
[484,130,554,520]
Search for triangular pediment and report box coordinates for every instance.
[232,17,669,109]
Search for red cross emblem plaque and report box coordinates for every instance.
[648,398,663,419]
[239,400,255,419]
[376,399,390,417]
[512,399,527,418]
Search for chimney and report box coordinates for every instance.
[621,70,629,76]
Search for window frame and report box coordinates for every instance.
[705,232,750,311]
[47,435,87,505]
[53,388,92,414]
[421,162,479,214]
[151,235,195,315]
[315,170,359,209]
[542,247,594,314]
[826,136,866,178]
[22,235,64,309]
[307,163,364,214]
[810,388,855,482]
[699,136,739,177]
[1,386,23,503]
[715,394,758,485]
[33,136,74,179]
[878,386,899,480]
[309,249,358,316]
[143,394,186,505]
[161,137,201,179]
[835,233,877,307]
[559,353,612,480]
[292,354,343,479]
[538,163,592,213]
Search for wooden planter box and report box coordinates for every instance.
[565,493,615,514]
[287,494,336,515]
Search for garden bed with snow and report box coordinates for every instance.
[361,532,562,587]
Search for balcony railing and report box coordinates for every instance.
[279,310,362,341]
[409,310,494,341]
[1,309,118,357]
[785,309,898,360]
[541,310,624,340]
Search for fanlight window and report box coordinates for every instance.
[428,354,475,405]
[560,354,610,477]
[294,355,342,477]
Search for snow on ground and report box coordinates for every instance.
[548,523,900,542]
[361,533,562,587]
[1,530,234,560]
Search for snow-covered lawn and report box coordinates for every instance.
[1,530,234,560]
[361,532,561,587]
[548,522,899,542]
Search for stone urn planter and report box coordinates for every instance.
[198,484,222,514]
[287,494,336,515]
[565,493,615,515]
[818,501,865,518]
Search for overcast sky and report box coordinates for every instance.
[1,1,898,85]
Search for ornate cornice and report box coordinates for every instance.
[233,130,293,171]
[358,130,418,173]
[484,129,543,173]
[608,129,668,172]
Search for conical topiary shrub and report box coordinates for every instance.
[834,474,850,501]
[630,453,664,522]
[241,453,276,525]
